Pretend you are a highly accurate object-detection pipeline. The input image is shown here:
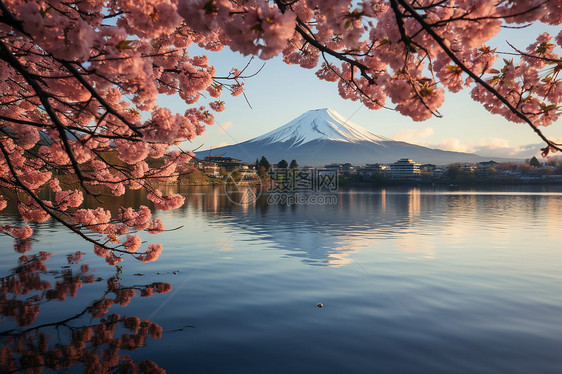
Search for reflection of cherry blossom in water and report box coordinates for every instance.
[0,249,171,372]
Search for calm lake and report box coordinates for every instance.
[1,185,561,373]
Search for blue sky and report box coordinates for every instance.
[160,24,561,160]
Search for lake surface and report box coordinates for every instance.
[1,185,561,373]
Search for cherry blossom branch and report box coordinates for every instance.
[59,62,143,138]
[0,142,143,257]
[395,0,562,153]
[294,21,376,85]
[0,2,142,140]
[427,1,549,27]
[0,41,95,187]
[505,41,562,64]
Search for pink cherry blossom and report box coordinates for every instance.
[136,244,163,263]
[147,190,185,211]
[105,252,124,266]
[123,235,142,253]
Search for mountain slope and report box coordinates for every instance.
[197,108,518,165]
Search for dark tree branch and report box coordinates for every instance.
[0,40,97,189]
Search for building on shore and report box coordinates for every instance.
[203,156,242,170]
[324,162,355,176]
[358,163,388,176]
[201,163,220,177]
[477,160,498,174]
[420,164,436,176]
[388,158,421,178]
[458,163,476,173]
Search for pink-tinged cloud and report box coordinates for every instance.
[437,138,476,153]
[392,127,434,142]
[211,142,231,148]
[436,137,543,158]
[218,121,233,133]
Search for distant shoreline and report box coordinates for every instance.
[341,179,562,187]
[172,178,562,187]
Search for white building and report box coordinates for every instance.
[389,158,421,178]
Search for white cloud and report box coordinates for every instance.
[217,121,233,133]
[435,137,541,158]
[477,137,510,149]
[210,142,231,148]
[388,127,543,159]
[393,127,434,142]
[438,138,476,153]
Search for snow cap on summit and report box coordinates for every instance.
[251,108,390,148]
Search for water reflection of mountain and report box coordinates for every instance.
[4,184,559,267]
[179,186,443,266]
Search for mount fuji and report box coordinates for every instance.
[196,108,515,166]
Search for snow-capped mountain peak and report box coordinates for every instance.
[198,108,520,165]
[250,108,390,147]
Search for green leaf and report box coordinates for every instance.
[536,42,554,54]
[540,103,557,112]
[379,38,391,46]
[115,40,134,51]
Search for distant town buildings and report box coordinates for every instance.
[324,163,354,176]
[200,163,220,178]
[358,163,388,177]
[326,158,422,179]
[188,156,258,180]
[420,164,436,175]
[458,163,477,173]
[477,160,499,174]
[185,154,562,185]
[203,156,242,169]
